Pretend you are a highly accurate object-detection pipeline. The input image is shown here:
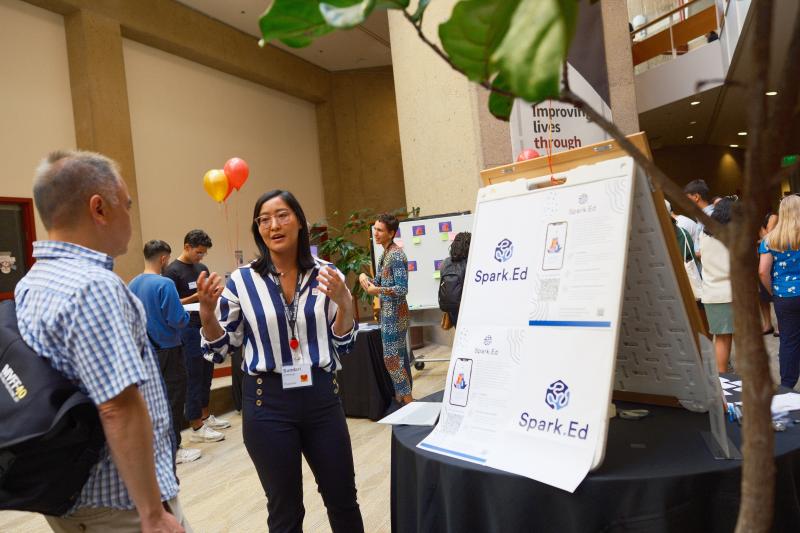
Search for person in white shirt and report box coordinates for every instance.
[697,197,735,372]
[684,179,715,237]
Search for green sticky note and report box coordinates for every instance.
[440,232,449,241]
[433,271,441,279]
[413,237,422,244]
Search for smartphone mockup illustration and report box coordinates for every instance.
[542,221,568,271]
[449,358,473,407]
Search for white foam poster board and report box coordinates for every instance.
[371,212,473,311]
[419,157,636,492]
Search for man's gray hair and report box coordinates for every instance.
[33,150,122,230]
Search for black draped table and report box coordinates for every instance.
[391,383,800,533]
[337,324,395,420]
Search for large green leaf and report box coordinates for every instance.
[259,0,360,48]
[320,0,376,29]
[438,0,521,83]
[491,0,577,102]
[488,73,514,121]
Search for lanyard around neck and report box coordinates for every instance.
[275,271,303,351]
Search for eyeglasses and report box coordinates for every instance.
[255,210,292,228]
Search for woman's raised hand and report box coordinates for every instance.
[197,271,224,316]
[319,267,352,308]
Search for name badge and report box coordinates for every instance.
[282,364,313,389]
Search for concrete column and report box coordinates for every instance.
[601,0,640,134]
[64,9,142,281]
[388,0,511,216]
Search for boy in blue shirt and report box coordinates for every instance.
[130,240,201,464]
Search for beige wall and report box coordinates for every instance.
[123,39,325,276]
[328,66,406,229]
[652,144,745,211]
[0,0,76,241]
[388,1,485,216]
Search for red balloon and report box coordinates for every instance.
[516,148,541,162]
[224,157,250,190]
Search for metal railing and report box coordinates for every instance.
[630,0,722,67]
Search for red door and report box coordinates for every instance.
[0,197,36,300]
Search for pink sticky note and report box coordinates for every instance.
[449,232,456,241]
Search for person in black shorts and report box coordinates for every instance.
[164,229,230,443]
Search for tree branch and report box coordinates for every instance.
[557,88,726,242]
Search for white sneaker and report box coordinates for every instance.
[176,447,202,464]
[189,424,225,443]
[204,414,231,429]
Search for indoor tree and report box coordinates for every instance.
[259,1,800,530]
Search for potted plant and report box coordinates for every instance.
[311,207,420,321]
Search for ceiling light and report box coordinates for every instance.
[730,144,739,148]
[686,135,694,139]
[738,131,747,136]
[689,121,697,125]
[690,101,700,106]
[766,91,778,96]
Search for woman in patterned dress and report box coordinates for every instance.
[359,214,414,405]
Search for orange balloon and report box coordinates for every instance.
[203,169,229,203]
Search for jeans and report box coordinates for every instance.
[181,326,213,421]
[154,345,187,448]
[242,369,364,533]
[774,296,800,389]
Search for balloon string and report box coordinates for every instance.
[235,190,240,259]
[223,201,234,272]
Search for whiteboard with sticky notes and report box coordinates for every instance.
[370,212,473,310]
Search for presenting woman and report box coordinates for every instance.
[197,190,364,533]
[359,213,413,405]
[760,194,800,389]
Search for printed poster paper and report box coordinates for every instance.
[420,157,634,492]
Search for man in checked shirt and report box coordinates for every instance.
[14,150,189,533]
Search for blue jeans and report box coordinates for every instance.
[242,370,363,533]
[181,326,213,421]
[774,296,800,389]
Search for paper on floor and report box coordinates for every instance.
[378,401,442,426]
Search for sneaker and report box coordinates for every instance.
[189,424,225,443]
[204,414,231,429]
[176,447,202,464]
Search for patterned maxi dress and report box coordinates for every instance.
[373,245,412,397]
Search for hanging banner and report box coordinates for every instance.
[510,1,612,160]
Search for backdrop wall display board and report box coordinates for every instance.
[371,212,473,311]
[419,138,729,493]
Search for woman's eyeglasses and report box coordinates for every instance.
[255,211,292,228]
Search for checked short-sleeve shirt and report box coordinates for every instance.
[14,241,178,512]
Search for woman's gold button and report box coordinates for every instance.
[256,377,263,385]
[256,399,262,406]
[256,388,263,396]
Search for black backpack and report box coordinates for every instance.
[438,259,467,313]
[0,300,105,516]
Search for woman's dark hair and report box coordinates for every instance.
[377,213,400,239]
[703,196,735,236]
[450,232,471,261]
[251,190,316,276]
